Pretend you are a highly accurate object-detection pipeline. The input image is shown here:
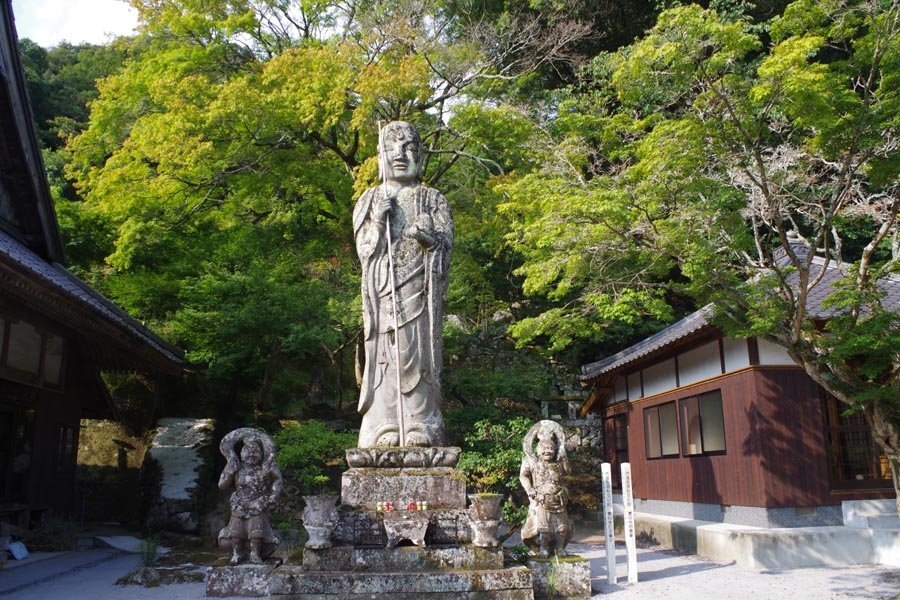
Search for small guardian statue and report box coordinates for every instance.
[519,420,573,558]
[217,428,283,564]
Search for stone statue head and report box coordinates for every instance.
[240,439,263,466]
[379,121,422,184]
[538,437,557,462]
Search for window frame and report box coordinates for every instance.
[644,401,680,459]
[679,390,727,457]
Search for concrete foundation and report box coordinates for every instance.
[634,512,880,568]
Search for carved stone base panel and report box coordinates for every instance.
[345,446,461,468]
[301,545,504,573]
[340,467,467,509]
[528,555,592,600]
[334,508,472,547]
[206,565,534,599]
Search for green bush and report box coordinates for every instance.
[274,420,356,494]
[457,417,531,495]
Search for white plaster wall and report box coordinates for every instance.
[627,371,642,400]
[643,358,677,397]
[679,341,722,386]
[757,338,797,366]
[613,376,627,402]
[723,337,750,372]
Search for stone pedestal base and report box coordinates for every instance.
[206,564,535,599]
[341,467,466,509]
[528,555,592,600]
[334,508,471,546]
[302,545,504,572]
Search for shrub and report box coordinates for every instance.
[273,420,356,494]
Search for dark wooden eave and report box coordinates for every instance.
[0,0,64,262]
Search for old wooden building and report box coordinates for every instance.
[0,0,183,526]
[581,269,897,527]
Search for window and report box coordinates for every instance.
[6,321,42,375]
[0,318,66,390]
[824,395,892,488]
[680,390,726,455]
[644,402,679,458]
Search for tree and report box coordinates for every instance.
[59,0,595,418]
[498,1,900,506]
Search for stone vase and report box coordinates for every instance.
[467,493,503,547]
[302,494,339,549]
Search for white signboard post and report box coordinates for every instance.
[600,462,616,584]
[621,463,638,583]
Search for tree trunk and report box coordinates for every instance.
[863,400,900,516]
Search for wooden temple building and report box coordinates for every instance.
[580,261,897,527]
[0,0,183,526]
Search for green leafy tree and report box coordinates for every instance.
[59,0,596,419]
[499,1,900,507]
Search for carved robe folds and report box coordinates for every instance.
[353,184,452,447]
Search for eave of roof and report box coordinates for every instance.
[0,228,184,372]
[580,256,900,382]
[580,304,717,382]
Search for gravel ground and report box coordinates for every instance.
[2,542,898,599]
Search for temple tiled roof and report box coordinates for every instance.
[580,257,900,381]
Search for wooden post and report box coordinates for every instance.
[601,462,616,584]
[621,462,638,583]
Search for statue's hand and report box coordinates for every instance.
[410,214,435,246]
[374,194,394,224]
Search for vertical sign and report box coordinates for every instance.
[621,463,638,583]
[600,462,616,584]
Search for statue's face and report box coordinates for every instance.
[381,124,421,184]
[539,442,556,462]
[241,442,262,466]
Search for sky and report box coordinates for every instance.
[11,0,139,47]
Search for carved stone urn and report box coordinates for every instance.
[302,494,339,549]
[467,493,503,548]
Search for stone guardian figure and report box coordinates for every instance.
[353,121,452,447]
[217,428,283,564]
[519,420,573,557]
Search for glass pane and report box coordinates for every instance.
[700,391,726,452]
[6,321,42,374]
[43,335,65,385]
[682,396,702,455]
[644,407,661,458]
[659,402,679,455]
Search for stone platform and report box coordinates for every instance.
[341,467,467,509]
[207,563,534,599]
[206,453,536,599]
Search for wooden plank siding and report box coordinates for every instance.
[753,369,831,507]
[605,367,840,509]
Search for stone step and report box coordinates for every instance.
[843,499,898,529]
[206,564,534,599]
[866,515,900,530]
[302,544,503,572]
